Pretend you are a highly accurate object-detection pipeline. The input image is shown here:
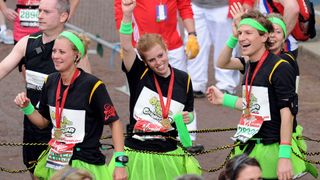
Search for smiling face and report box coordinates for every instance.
[236,165,262,180]
[52,38,78,72]
[38,0,68,32]
[143,44,170,77]
[238,25,268,60]
[268,23,285,54]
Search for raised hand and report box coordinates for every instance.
[14,92,31,108]
[230,2,245,27]
[121,0,136,17]
[206,86,224,105]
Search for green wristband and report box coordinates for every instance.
[22,103,35,115]
[114,151,126,167]
[119,21,133,35]
[279,145,292,159]
[186,112,194,125]
[226,35,238,49]
[222,93,238,109]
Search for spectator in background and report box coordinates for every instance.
[114,0,199,72]
[0,3,13,45]
[218,154,262,180]
[186,0,255,98]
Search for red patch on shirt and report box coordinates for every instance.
[104,104,116,121]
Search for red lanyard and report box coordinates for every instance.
[55,69,80,128]
[153,68,174,119]
[245,51,269,110]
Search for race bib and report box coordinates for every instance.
[232,114,264,143]
[19,9,39,27]
[46,139,75,170]
[26,70,48,91]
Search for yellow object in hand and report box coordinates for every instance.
[185,34,199,59]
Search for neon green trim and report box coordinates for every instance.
[22,103,35,115]
[173,113,192,148]
[222,93,238,109]
[29,34,42,39]
[239,18,268,32]
[268,17,287,37]
[59,31,85,58]
[279,144,291,159]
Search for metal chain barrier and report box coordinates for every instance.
[1,129,320,173]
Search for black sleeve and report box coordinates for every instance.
[90,82,119,125]
[237,56,246,74]
[271,62,296,109]
[38,81,51,122]
[184,75,194,112]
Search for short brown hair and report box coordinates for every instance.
[136,34,167,61]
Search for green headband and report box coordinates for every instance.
[59,31,85,58]
[239,18,268,33]
[268,17,287,38]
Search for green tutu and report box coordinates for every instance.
[108,146,201,180]
[34,149,112,180]
[233,125,318,179]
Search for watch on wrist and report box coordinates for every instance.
[188,31,197,36]
[115,155,129,164]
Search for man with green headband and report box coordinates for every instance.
[0,0,91,178]
[211,9,318,180]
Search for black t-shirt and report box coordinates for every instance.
[24,32,56,137]
[239,53,297,140]
[39,69,119,165]
[122,56,193,152]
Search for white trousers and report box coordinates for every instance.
[186,4,240,93]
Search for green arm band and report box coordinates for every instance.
[173,113,192,148]
[186,112,194,125]
[114,151,126,167]
[222,93,238,109]
[279,145,292,159]
[22,103,35,115]
[119,21,133,35]
[226,35,238,49]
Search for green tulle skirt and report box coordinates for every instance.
[109,146,201,180]
[233,125,318,179]
[34,149,112,180]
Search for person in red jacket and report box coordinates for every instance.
[114,0,199,72]
[186,0,255,98]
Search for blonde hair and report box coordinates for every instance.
[136,33,167,61]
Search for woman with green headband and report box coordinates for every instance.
[14,30,128,180]
[206,9,317,180]
[267,13,300,94]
